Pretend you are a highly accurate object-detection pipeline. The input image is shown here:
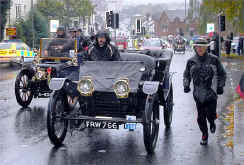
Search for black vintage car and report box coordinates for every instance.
[173,39,186,54]
[15,38,78,107]
[47,50,173,153]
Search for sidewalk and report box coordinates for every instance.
[221,55,244,164]
[234,99,244,165]
[222,53,244,61]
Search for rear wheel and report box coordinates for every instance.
[15,71,33,107]
[143,94,160,154]
[47,91,68,146]
[164,85,173,128]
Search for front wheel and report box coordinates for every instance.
[143,94,160,154]
[47,91,68,146]
[164,85,173,128]
[15,71,33,107]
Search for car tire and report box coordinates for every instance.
[47,91,68,147]
[164,85,173,128]
[15,71,33,107]
[143,94,160,154]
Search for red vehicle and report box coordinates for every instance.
[115,37,128,52]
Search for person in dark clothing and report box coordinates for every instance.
[45,26,74,57]
[76,28,90,52]
[56,26,67,38]
[86,30,120,61]
[237,37,243,56]
[183,38,226,145]
[225,35,232,56]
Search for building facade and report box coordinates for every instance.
[155,11,199,37]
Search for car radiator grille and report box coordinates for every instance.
[93,92,129,116]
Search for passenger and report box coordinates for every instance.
[183,38,226,145]
[76,28,90,52]
[86,30,120,61]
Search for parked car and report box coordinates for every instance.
[14,38,78,107]
[47,50,174,153]
[0,41,34,65]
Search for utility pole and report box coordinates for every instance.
[31,0,35,48]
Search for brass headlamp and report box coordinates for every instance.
[113,78,130,98]
[77,76,94,96]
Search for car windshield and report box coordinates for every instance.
[40,38,76,58]
[0,43,12,49]
[143,40,161,47]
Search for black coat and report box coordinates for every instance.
[87,43,121,61]
[183,53,226,103]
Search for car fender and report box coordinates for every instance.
[49,78,67,91]
[143,81,159,95]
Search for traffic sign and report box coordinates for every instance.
[6,27,16,36]
[207,23,215,33]
[50,20,59,33]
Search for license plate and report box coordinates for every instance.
[124,115,137,130]
[85,121,119,129]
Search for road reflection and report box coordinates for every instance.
[0,64,20,81]
[15,106,47,143]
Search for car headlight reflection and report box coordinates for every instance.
[113,78,130,98]
[77,77,94,96]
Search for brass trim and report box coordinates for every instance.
[113,78,130,98]
[77,76,94,96]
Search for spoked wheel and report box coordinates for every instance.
[15,71,33,107]
[47,91,68,146]
[164,85,173,128]
[143,94,160,154]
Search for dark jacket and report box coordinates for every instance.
[183,53,226,103]
[86,32,120,61]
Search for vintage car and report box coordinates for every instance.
[46,50,173,153]
[14,38,78,107]
[173,39,186,54]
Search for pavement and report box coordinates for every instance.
[220,54,244,165]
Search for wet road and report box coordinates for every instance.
[0,51,236,165]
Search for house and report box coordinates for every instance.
[154,10,199,37]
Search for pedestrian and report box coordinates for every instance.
[236,73,244,99]
[225,35,231,57]
[86,30,120,61]
[183,38,227,145]
[237,37,243,56]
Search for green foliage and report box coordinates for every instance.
[36,0,65,19]
[0,0,11,41]
[15,9,48,48]
[36,0,94,27]
[200,0,244,34]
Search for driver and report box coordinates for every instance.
[86,30,120,61]
[45,26,74,57]
[183,38,226,145]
